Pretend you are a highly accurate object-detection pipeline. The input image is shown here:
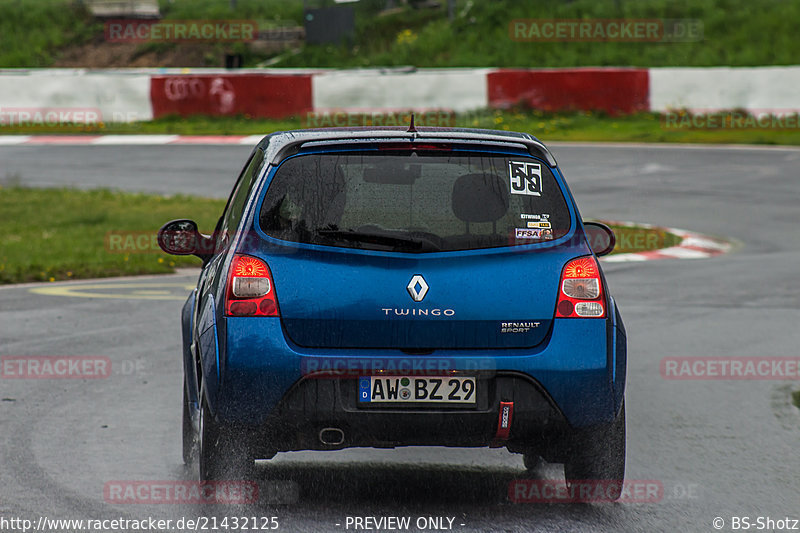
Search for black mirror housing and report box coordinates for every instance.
[157,219,213,259]
[583,221,616,257]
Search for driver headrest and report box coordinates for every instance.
[451,173,509,223]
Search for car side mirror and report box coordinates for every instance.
[157,219,214,260]
[583,222,616,257]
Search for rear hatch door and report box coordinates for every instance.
[252,148,581,349]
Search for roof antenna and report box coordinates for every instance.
[406,112,417,133]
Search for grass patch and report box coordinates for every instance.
[472,110,800,146]
[252,0,800,69]
[793,390,800,410]
[4,109,800,146]
[0,186,224,284]
[0,0,302,68]
[0,186,681,285]
[603,223,683,255]
[2,0,800,68]
[0,0,99,67]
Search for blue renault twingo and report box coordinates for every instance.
[158,126,627,493]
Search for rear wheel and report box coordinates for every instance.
[564,402,625,500]
[522,453,543,471]
[182,381,198,465]
[198,396,254,481]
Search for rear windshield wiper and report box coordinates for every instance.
[315,229,441,252]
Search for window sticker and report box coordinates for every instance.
[515,228,541,239]
[508,161,542,196]
[520,213,550,220]
[526,221,551,229]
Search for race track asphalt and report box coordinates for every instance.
[1,142,799,532]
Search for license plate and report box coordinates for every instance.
[358,376,476,404]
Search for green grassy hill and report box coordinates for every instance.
[0,0,797,68]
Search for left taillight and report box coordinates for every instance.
[555,256,606,318]
[225,255,279,317]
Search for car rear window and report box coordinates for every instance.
[259,151,571,252]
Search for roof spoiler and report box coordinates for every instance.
[266,130,558,167]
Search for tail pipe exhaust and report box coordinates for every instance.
[319,427,345,446]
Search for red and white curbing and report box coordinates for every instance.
[602,221,732,262]
[4,66,799,121]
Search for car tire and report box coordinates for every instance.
[198,396,254,481]
[182,382,198,465]
[563,401,625,500]
[523,453,543,471]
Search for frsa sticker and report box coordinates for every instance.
[509,161,542,196]
[515,228,541,239]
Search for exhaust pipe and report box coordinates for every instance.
[319,427,345,446]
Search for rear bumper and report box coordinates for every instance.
[209,304,625,437]
[245,373,574,458]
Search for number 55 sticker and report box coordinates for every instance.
[508,161,542,196]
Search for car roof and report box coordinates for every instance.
[255,126,558,168]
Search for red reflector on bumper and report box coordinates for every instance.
[495,401,514,441]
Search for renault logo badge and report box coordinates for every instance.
[407,275,429,302]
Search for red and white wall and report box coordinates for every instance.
[0,66,798,123]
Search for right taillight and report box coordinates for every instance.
[555,256,606,318]
[224,254,279,317]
